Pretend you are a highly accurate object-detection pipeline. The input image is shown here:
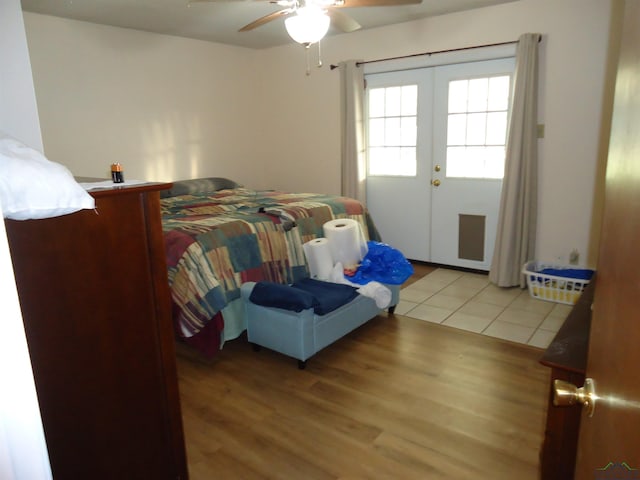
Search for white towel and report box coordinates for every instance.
[357,282,392,309]
[329,262,392,309]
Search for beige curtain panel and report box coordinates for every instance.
[339,60,367,205]
[489,33,541,287]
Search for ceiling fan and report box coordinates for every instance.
[193,0,422,45]
[240,0,420,37]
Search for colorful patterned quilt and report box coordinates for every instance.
[161,188,380,338]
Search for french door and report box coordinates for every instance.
[365,69,433,262]
[365,57,515,270]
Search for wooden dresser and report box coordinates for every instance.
[5,183,188,479]
[539,277,595,480]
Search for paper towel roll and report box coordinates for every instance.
[323,219,368,269]
[303,238,334,280]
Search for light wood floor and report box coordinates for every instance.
[176,264,550,479]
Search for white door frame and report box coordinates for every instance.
[364,45,516,269]
[365,69,434,261]
[430,58,516,270]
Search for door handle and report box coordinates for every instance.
[432,179,441,187]
[553,378,596,417]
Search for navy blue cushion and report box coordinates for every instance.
[249,282,319,313]
[249,279,359,315]
[291,278,359,315]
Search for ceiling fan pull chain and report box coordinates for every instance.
[305,44,311,76]
[317,40,323,69]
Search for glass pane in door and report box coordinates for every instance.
[445,75,511,179]
[367,84,418,177]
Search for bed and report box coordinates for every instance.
[160,177,381,357]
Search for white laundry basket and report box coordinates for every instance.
[522,261,595,305]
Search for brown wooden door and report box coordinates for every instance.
[574,1,640,477]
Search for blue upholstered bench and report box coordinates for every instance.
[241,281,400,369]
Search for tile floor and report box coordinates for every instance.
[398,268,573,349]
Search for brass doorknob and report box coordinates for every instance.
[553,378,596,417]
[432,179,441,187]
[434,164,441,172]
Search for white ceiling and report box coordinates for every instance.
[21,0,518,50]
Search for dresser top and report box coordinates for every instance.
[75,177,172,198]
[540,275,596,374]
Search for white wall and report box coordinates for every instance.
[24,0,614,267]
[0,0,52,478]
[0,0,42,150]
[255,0,613,267]
[24,13,262,184]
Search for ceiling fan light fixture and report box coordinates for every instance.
[285,6,330,45]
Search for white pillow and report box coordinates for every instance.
[0,132,95,220]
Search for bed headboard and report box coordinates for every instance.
[160,177,241,198]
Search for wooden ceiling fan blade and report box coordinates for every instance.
[187,0,245,4]
[238,8,293,32]
[334,0,421,6]
[327,10,361,32]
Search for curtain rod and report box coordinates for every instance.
[329,37,540,70]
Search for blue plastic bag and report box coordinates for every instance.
[348,241,414,285]
[538,268,594,281]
